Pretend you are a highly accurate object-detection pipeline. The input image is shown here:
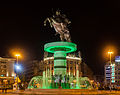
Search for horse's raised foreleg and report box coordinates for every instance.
[44,18,53,28]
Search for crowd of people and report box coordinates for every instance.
[0,81,28,93]
[91,81,120,90]
[98,84,118,90]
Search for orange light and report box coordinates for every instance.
[9,48,23,59]
[103,45,116,59]
[108,51,113,54]
[15,54,20,57]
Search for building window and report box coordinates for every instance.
[106,73,110,74]
[3,65,6,68]
[0,61,7,63]
[1,70,6,73]
[1,65,6,68]
[0,75,4,77]
[106,69,110,70]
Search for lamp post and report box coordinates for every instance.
[15,54,20,90]
[108,50,113,91]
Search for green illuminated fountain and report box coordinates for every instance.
[27,10,93,89]
[44,41,77,89]
[44,42,77,75]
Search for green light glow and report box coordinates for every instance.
[54,51,66,75]
[112,73,115,74]
[112,77,115,79]
[44,42,77,53]
[111,80,115,83]
[1,75,4,77]
[27,41,93,89]
[44,42,77,78]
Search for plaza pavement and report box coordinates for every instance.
[1,89,120,94]
[12,89,120,95]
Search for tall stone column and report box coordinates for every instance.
[69,61,70,75]
[43,71,46,88]
[46,64,47,77]
[73,62,75,76]
[50,63,52,78]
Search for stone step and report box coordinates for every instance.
[24,89,97,94]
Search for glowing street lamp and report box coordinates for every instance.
[15,54,20,90]
[15,54,20,64]
[15,54,20,56]
[108,50,113,91]
[108,51,113,64]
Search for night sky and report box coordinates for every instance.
[0,1,120,75]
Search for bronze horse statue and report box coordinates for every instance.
[44,10,71,42]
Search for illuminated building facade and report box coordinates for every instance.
[24,52,82,81]
[24,52,93,85]
[105,63,115,85]
[27,52,90,79]
[0,57,15,88]
[114,56,120,86]
[43,53,82,77]
[105,56,120,86]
